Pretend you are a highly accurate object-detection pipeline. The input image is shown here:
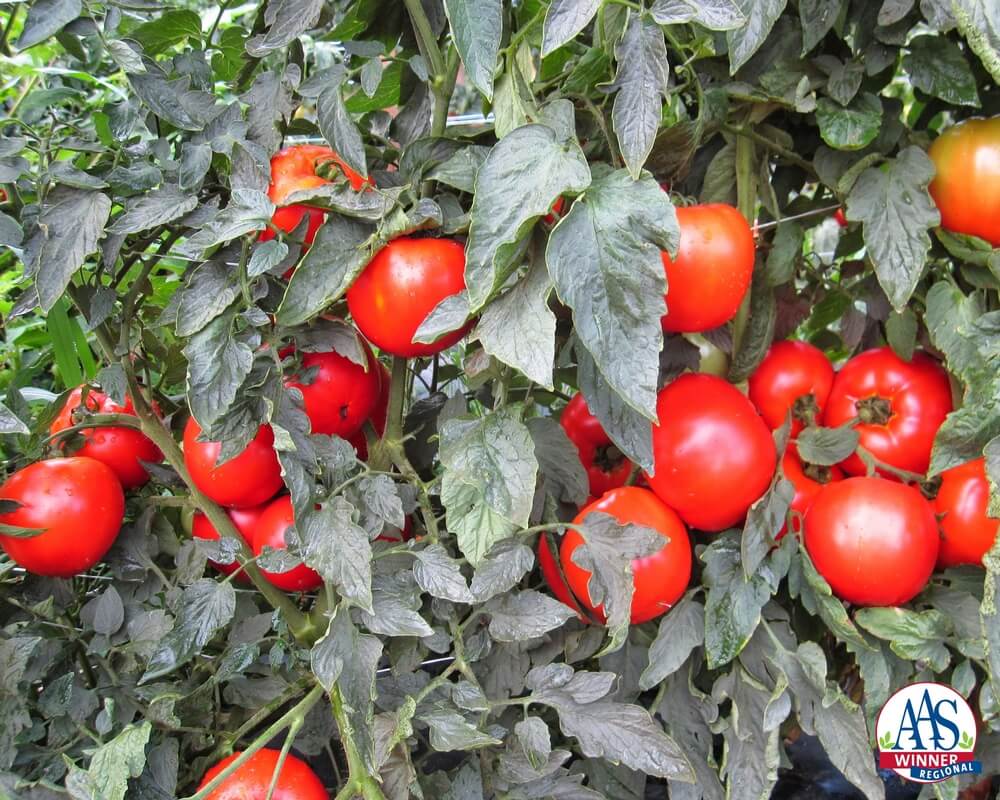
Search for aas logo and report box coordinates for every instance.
[876,682,981,783]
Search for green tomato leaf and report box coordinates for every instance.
[904,34,980,107]
[547,168,676,423]
[846,147,940,310]
[611,16,669,180]
[542,0,602,56]
[444,0,502,100]
[727,0,788,73]
[816,93,883,151]
[245,0,324,57]
[465,124,590,310]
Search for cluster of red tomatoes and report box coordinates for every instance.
[545,340,996,623]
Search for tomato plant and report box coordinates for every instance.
[646,373,776,531]
[822,347,953,477]
[0,457,124,576]
[805,477,939,606]
[4,1,1000,798]
[559,487,692,624]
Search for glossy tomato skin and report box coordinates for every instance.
[250,495,322,592]
[260,145,367,247]
[804,477,938,606]
[660,204,755,333]
[197,748,327,800]
[560,394,633,497]
[538,533,588,621]
[0,458,124,576]
[559,488,692,624]
[183,418,283,509]
[780,450,843,539]
[928,117,1000,246]
[50,386,162,489]
[192,505,266,580]
[285,344,380,438]
[646,374,776,531]
[822,347,953,477]
[935,458,999,568]
[748,340,834,433]
[346,237,470,358]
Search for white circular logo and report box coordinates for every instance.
[875,682,981,784]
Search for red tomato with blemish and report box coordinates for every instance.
[780,450,843,539]
[260,145,367,247]
[284,343,381,439]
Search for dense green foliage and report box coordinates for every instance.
[1,0,1000,798]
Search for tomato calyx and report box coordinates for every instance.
[594,443,624,473]
[918,474,943,501]
[855,395,893,426]
[802,461,837,484]
[791,393,822,428]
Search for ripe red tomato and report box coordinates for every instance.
[50,386,163,489]
[250,495,322,592]
[183,418,283,509]
[197,748,327,800]
[376,516,414,543]
[559,487,692,624]
[804,476,938,606]
[192,505,266,580]
[780,450,843,539]
[833,208,848,228]
[0,457,124,576]
[538,532,589,621]
[748,340,834,433]
[346,237,470,358]
[934,457,999,568]
[822,347,953,477]
[660,204,755,333]
[560,394,634,497]
[347,359,390,460]
[543,196,565,225]
[260,145,367,247]
[646,374,776,531]
[284,344,381,438]
[928,117,1000,246]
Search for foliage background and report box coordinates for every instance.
[1,0,1000,798]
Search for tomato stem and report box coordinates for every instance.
[183,684,324,800]
[855,395,893,425]
[331,685,388,800]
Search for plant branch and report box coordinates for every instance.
[182,684,324,800]
[330,686,387,800]
[721,123,818,177]
[403,0,446,80]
